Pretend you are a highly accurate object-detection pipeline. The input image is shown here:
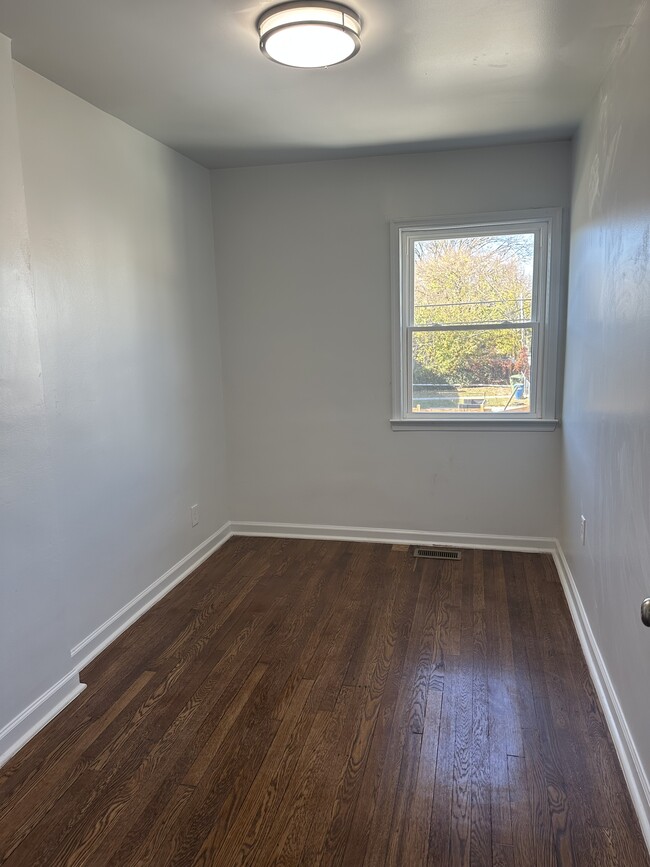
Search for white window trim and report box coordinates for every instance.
[390,208,564,431]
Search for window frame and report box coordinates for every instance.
[390,208,564,431]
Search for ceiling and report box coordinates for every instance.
[0,0,641,168]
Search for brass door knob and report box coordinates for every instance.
[642,599,650,628]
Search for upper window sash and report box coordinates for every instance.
[404,221,548,326]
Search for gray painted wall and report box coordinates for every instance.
[0,53,229,741]
[211,143,571,539]
[561,0,650,802]
[14,64,230,653]
[0,34,73,735]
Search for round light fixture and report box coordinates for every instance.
[257,2,362,68]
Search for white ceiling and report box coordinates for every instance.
[0,0,641,168]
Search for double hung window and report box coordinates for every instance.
[391,209,563,430]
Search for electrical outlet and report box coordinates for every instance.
[580,515,586,545]
[191,504,199,527]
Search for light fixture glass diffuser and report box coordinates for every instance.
[257,2,361,68]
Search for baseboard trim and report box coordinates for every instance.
[0,670,86,769]
[552,544,650,852]
[229,520,557,553]
[70,522,233,672]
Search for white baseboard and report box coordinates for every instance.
[70,522,233,672]
[229,520,557,553]
[0,670,86,769]
[552,544,650,852]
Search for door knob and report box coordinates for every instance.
[642,598,650,628]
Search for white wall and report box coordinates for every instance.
[0,35,74,738]
[561,0,650,803]
[0,49,229,752]
[11,64,229,653]
[211,143,571,539]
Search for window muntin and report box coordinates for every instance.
[391,211,562,429]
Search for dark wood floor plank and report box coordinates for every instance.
[160,699,282,866]
[4,582,291,866]
[385,731,423,866]
[77,535,271,693]
[450,658,473,867]
[0,669,157,860]
[427,653,459,866]
[403,683,443,865]
[265,684,362,866]
[470,552,492,867]
[340,553,421,867]
[150,551,342,865]
[340,545,390,689]
[85,591,277,766]
[214,677,316,867]
[314,554,413,867]
[108,781,196,867]
[486,551,523,760]
[190,678,316,866]
[1,539,648,867]
[361,563,447,867]
[426,558,456,690]
[182,662,269,787]
[493,842,515,867]
[264,543,352,722]
[484,554,516,855]
[15,649,272,866]
[303,547,377,712]
[408,561,443,734]
[448,553,474,867]
[522,725,559,867]
[507,753,535,867]
[300,546,367,682]
[522,555,583,867]
[500,551,538,734]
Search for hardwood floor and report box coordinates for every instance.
[1,537,648,866]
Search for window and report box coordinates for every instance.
[390,209,564,430]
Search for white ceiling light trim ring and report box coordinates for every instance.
[257,1,362,68]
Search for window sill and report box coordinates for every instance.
[390,417,559,432]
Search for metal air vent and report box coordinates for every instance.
[413,546,462,560]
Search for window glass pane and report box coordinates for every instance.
[413,234,535,326]
[412,328,533,414]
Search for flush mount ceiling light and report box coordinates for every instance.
[257,1,362,68]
